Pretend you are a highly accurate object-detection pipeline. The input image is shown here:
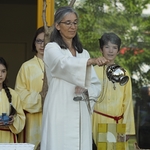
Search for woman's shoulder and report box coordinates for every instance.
[45,42,62,53]
[7,88,18,96]
[79,49,90,57]
[8,87,16,93]
[7,88,21,102]
[45,42,60,48]
[82,49,89,53]
[19,56,37,69]
[21,57,34,65]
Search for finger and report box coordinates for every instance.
[9,119,13,125]
[75,86,80,94]
[99,58,109,65]
[96,59,105,66]
[75,87,84,94]
[75,86,79,91]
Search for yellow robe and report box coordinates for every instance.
[92,65,135,146]
[0,88,25,142]
[15,56,43,149]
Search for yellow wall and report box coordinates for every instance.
[37,0,54,28]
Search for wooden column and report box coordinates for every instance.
[37,0,54,28]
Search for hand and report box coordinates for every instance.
[87,57,109,66]
[95,57,109,66]
[0,115,14,127]
[8,115,14,125]
[74,86,86,101]
[75,86,85,95]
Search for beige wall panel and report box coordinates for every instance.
[0,0,37,88]
[0,42,27,88]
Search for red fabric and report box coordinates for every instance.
[93,110,123,123]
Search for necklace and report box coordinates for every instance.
[36,56,44,73]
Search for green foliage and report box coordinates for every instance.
[54,0,150,98]
[55,0,68,8]
[76,0,150,98]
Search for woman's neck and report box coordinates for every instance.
[62,36,73,48]
[62,37,76,55]
[36,53,43,60]
[0,84,2,91]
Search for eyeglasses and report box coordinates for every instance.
[35,39,44,44]
[59,21,78,27]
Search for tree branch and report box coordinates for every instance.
[69,0,76,7]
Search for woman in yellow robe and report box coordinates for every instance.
[15,26,44,149]
[0,57,25,143]
[92,33,135,150]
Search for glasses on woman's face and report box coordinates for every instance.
[59,21,78,27]
[35,39,44,45]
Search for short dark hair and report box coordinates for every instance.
[50,6,83,53]
[99,33,121,51]
[32,26,45,53]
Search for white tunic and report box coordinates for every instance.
[41,42,101,150]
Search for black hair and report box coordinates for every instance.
[32,26,45,53]
[99,32,121,51]
[50,6,83,53]
[0,57,16,115]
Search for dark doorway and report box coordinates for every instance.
[0,0,37,88]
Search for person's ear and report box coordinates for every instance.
[55,23,60,30]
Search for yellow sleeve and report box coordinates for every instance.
[15,59,43,113]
